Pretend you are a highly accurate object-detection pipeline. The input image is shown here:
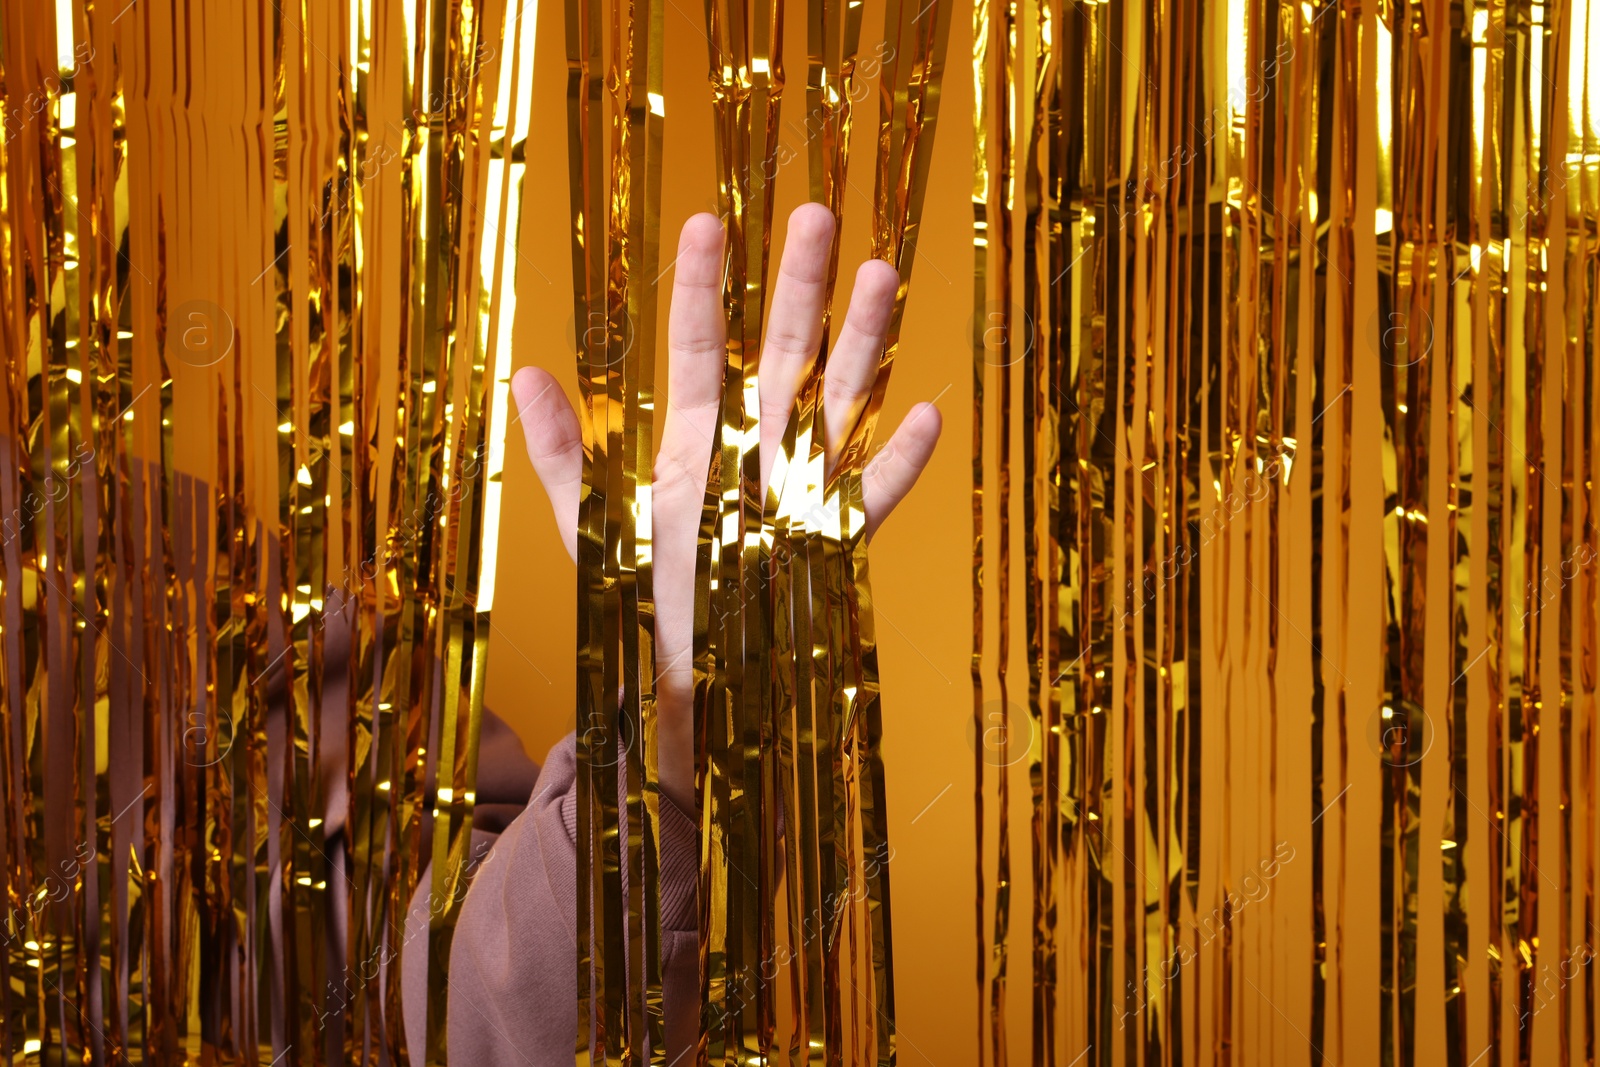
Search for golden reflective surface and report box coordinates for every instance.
[6,0,1600,1063]
[969,0,1600,1064]
[0,0,530,1060]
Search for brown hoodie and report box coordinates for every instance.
[401,718,702,1063]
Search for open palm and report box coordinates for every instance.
[510,203,941,813]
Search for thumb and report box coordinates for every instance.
[511,366,583,562]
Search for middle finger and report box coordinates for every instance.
[758,203,837,493]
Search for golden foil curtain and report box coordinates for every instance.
[568,0,952,1056]
[563,0,667,1054]
[0,0,535,1061]
[6,0,1600,1064]
[972,0,1600,1064]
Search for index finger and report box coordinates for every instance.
[658,213,728,494]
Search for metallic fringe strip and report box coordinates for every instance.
[565,0,667,1052]
[0,0,530,1061]
[974,0,1600,1064]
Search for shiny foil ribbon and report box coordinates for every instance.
[563,0,668,1054]
[0,0,536,1061]
[7,0,1600,1063]
[972,0,1600,1064]
[568,0,951,1059]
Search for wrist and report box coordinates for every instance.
[655,682,696,815]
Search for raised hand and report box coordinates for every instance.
[511,203,941,813]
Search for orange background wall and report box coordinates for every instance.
[487,0,1004,1060]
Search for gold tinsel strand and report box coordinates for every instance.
[557,0,953,1060]
[6,0,1600,1063]
[965,0,1600,1064]
[0,0,531,1061]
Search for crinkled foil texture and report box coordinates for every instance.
[8,0,1600,1064]
[972,0,1600,1065]
[568,0,951,1058]
[0,0,533,1061]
